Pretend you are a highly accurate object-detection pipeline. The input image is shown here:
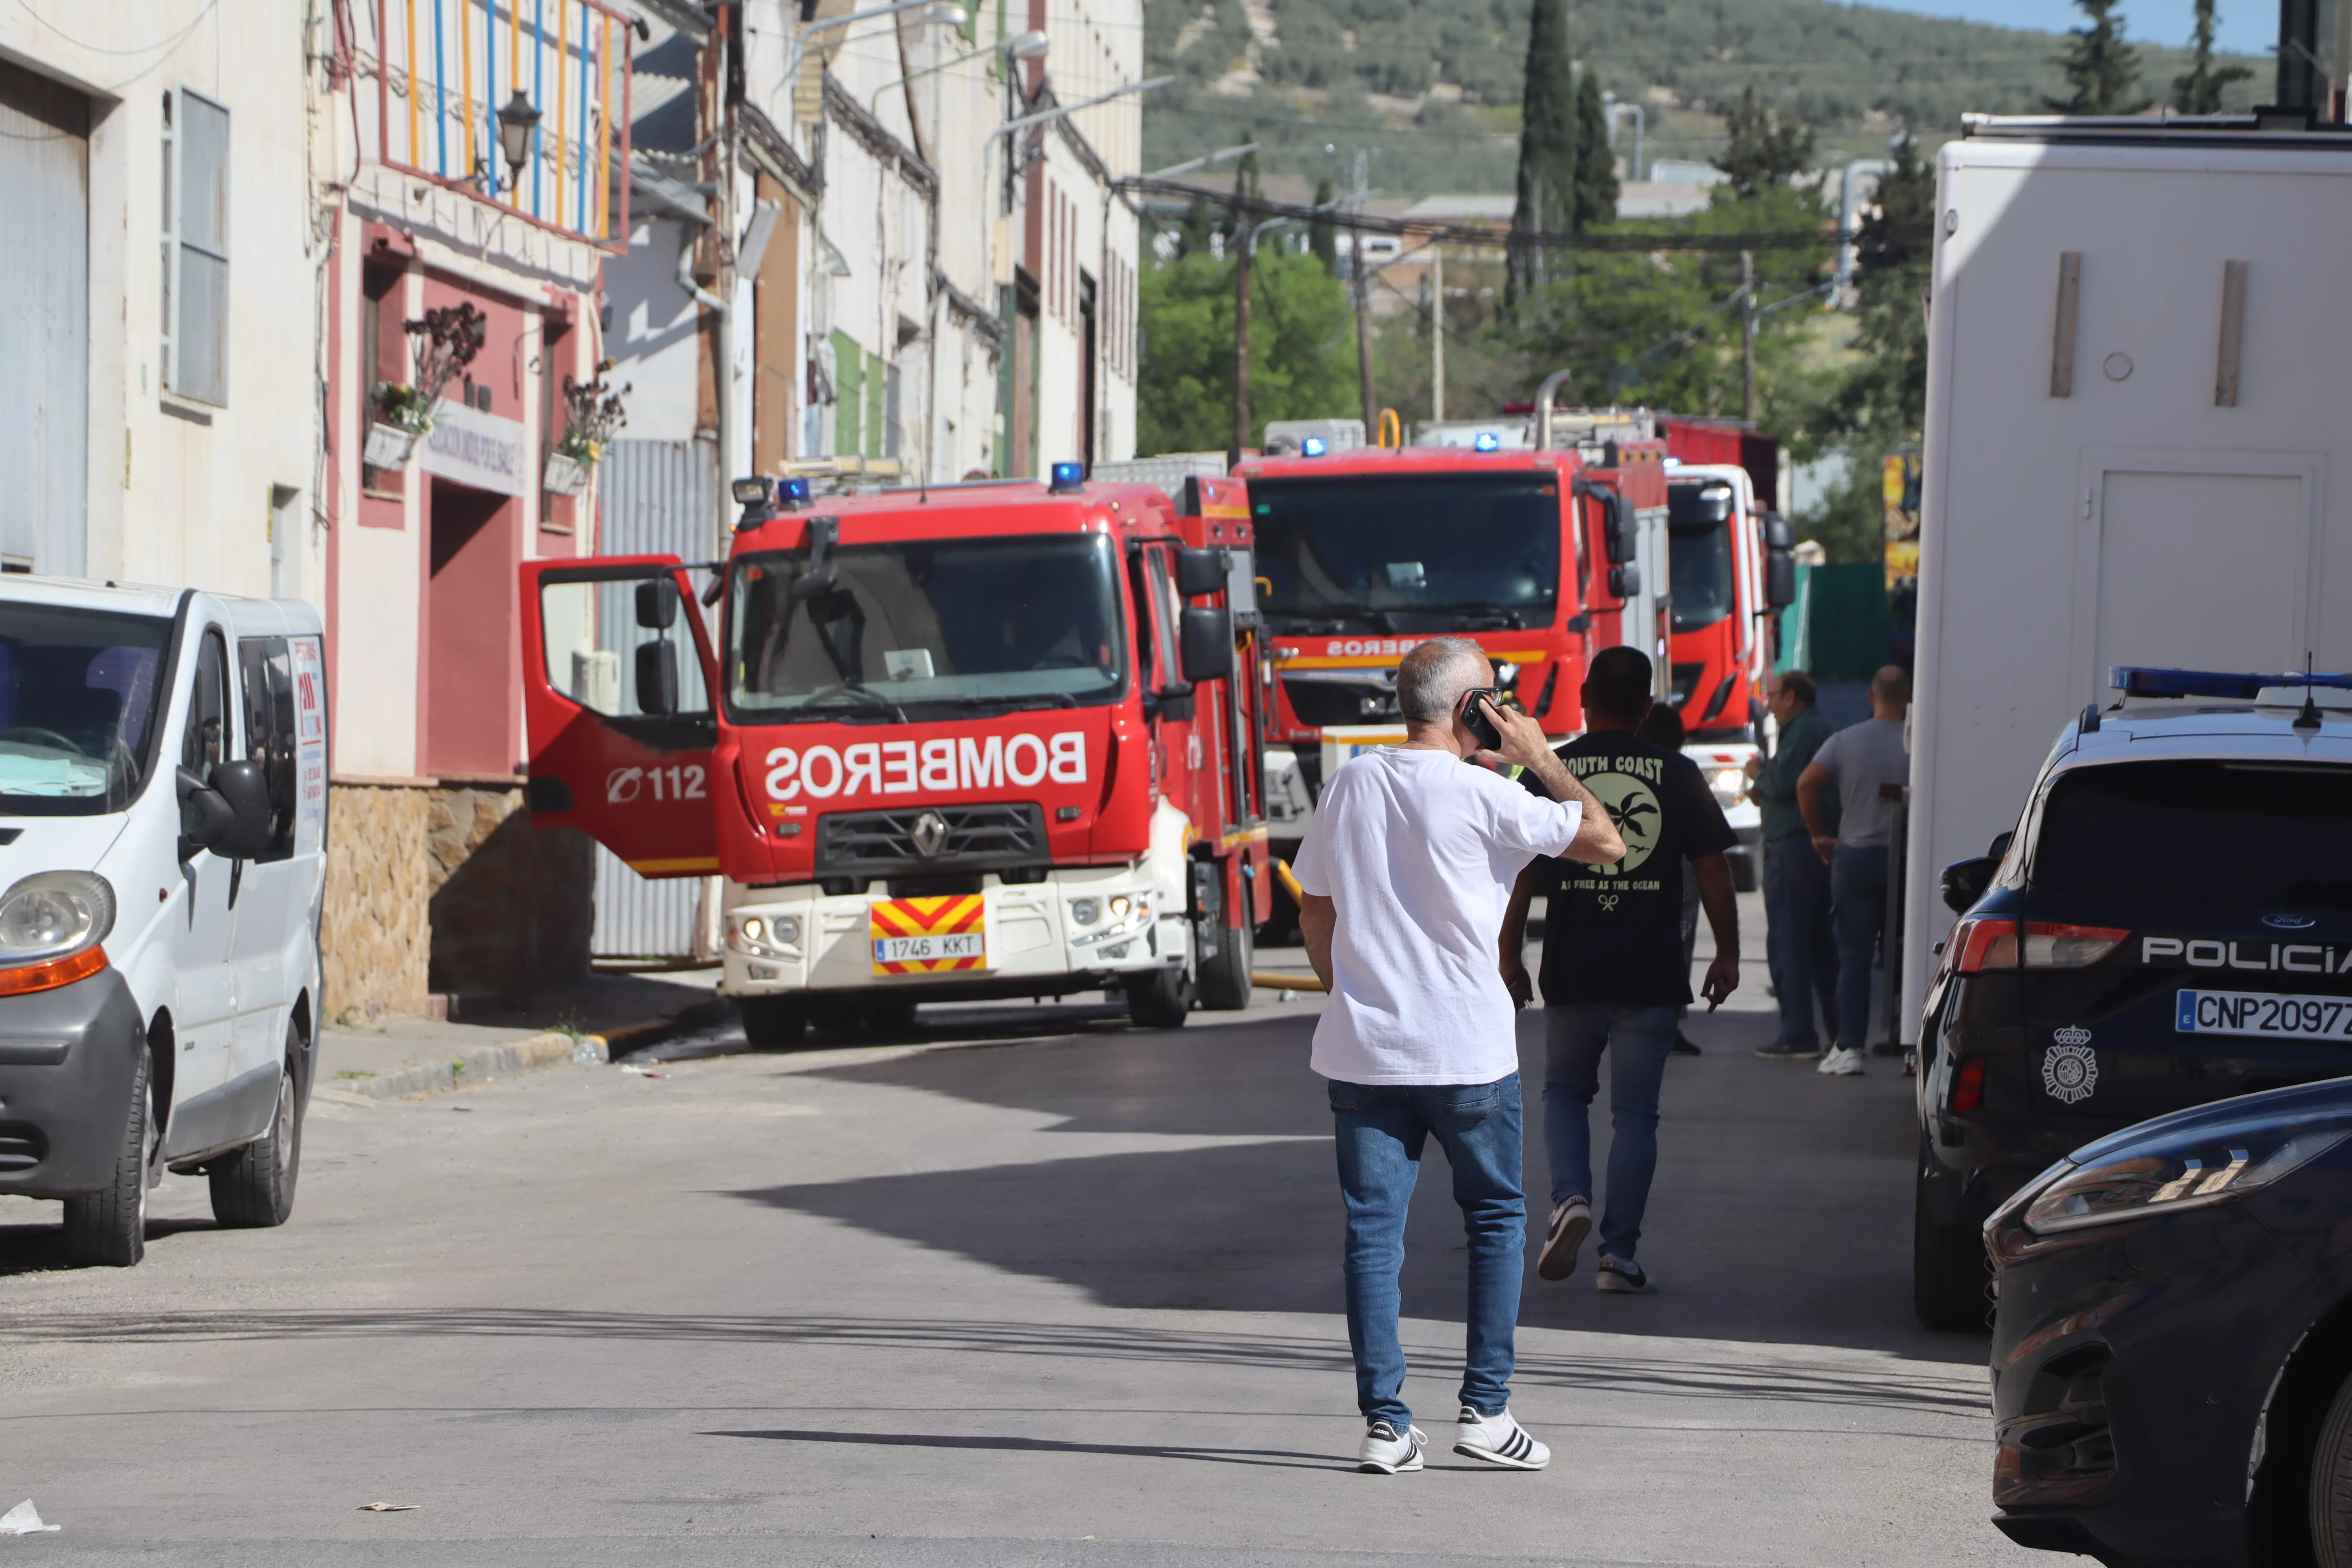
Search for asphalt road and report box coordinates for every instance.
[0,916,2051,1568]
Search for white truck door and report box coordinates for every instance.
[160,623,237,1159]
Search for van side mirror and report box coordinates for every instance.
[1608,562,1642,601]
[1940,855,1996,915]
[1179,605,1234,684]
[1765,550,1796,609]
[177,760,273,861]
[1175,547,1228,598]
[635,577,679,630]
[1987,831,2014,861]
[636,641,679,715]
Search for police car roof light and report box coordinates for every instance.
[1048,461,1085,494]
[1474,430,1501,452]
[2111,665,2352,700]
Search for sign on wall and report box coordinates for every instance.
[419,399,528,497]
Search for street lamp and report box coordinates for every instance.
[870,28,1048,120]
[496,89,541,192]
[1142,142,1258,183]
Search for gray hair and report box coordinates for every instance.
[1396,637,1491,723]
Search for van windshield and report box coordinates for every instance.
[2034,759,2352,908]
[725,533,1128,721]
[0,604,173,815]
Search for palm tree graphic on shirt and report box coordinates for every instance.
[1585,773,1662,878]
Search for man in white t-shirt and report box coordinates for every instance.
[1292,637,1624,1476]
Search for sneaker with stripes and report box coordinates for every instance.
[1357,1420,1426,1474]
[1452,1406,1550,1470]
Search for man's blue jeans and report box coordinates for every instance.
[1328,1074,1526,1427]
[1542,1005,1679,1261]
[1831,844,1890,1054]
[1763,836,1838,1049]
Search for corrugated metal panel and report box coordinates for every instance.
[589,439,718,958]
[0,60,89,575]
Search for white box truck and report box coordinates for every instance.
[1902,113,2352,1042]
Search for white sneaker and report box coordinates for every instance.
[1817,1047,1864,1076]
[1357,1420,1426,1474]
[1453,1406,1550,1470]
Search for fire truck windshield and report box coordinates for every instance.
[725,533,1127,721]
[1667,481,1736,633]
[1247,475,1559,630]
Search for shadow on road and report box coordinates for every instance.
[702,1426,1346,1471]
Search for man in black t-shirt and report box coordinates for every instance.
[1501,647,1740,1294]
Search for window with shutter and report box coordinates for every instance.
[163,85,230,407]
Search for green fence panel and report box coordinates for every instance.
[1803,562,1890,680]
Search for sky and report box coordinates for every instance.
[1857,0,2272,57]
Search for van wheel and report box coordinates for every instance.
[1197,915,1254,1011]
[739,996,807,1050]
[1912,1168,1993,1331]
[2309,1366,2352,1564]
[62,1047,153,1267]
[1127,942,1198,1030]
[210,1025,303,1229]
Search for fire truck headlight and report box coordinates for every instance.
[727,912,802,957]
[1710,768,1745,806]
[1109,895,1132,921]
[1070,898,1100,927]
[1072,893,1153,948]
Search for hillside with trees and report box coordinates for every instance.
[1144,0,2268,194]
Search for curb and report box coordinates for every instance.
[331,1031,610,1101]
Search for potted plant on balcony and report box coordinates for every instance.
[365,303,487,470]
[545,360,630,496]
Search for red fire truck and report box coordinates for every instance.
[1230,406,1671,898]
[516,466,1271,1044]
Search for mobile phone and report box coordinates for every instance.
[1459,687,1504,750]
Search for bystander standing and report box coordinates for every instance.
[1294,638,1623,1475]
[1501,648,1739,1296]
[1797,666,1912,1078]
[1747,671,1840,1062]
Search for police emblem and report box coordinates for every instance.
[2042,1034,2098,1104]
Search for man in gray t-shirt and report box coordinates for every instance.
[1797,667,1911,1074]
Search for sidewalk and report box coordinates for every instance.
[317,968,729,1101]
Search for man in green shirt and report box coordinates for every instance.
[1746,672,1839,1060]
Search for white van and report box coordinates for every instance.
[0,579,327,1265]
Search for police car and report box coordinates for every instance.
[1913,667,2352,1330]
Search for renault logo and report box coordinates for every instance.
[2264,913,2317,930]
[911,810,947,858]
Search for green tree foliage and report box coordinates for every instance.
[1309,176,1339,273]
[1572,72,1620,232]
[1179,195,1218,258]
[1138,248,1360,455]
[1719,84,1815,197]
[1508,0,1575,304]
[2172,0,2251,114]
[2048,0,2152,114]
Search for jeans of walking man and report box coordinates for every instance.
[1295,638,1622,1477]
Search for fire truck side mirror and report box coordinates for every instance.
[1179,605,1235,684]
[1175,547,1229,598]
[1608,563,1642,601]
[1764,550,1796,610]
[636,577,679,630]
[1599,492,1633,565]
[1762,510,1796,551]
[635,641,680,715]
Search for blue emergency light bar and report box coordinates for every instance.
[1301,435,1327,457]
[1048,461,1085,494]
[1474,430,1501,452]
[780,477,812,508]
[2111,666,2352,699]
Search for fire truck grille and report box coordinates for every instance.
[816,802,1048,875]
[1282,678,1399,728]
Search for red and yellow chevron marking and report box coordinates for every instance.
[869,894,987,975]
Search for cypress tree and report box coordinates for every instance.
[1572,72,1619,231]
[1719,85,1815,197]
[2048,0,2152,115]
[2171,0,2251,114]
[1180,195,1216,258]
[1309,176,1339,273]
[1506,0,1575,307]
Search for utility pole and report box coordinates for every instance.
[1740,249,1758,424]
[1351,148,1376,434]
[1430,243,1445,424]
[1234,214,1255,457]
